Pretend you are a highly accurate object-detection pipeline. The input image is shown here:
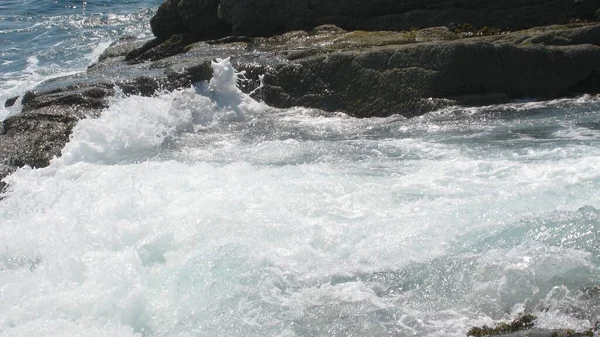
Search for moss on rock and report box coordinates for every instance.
[550,329,595,337]
[467,314,597,337]
[467,314,536,336]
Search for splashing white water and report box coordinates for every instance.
[195,57,266,123]
[56,58,264,166]
[1,58,600,337]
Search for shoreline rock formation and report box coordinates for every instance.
[261,25,600,117]
[1,1,600,188]
[150,0,599,39]
[1,1,600,334]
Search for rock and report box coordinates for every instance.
[467,314,536,336]
[467,314,595,337]
[96,35,145,63]
[21,85,113,112]
[4,96,18,108]
[519,24,600,46]
[125,33,198,62]
[150,0,229,40]
[469,329,594,337]
[0,108,82,170]
[261,28,600,117]
[178,0,230,39]
[0,165,12,194]
[149,0,190,39]
[150,0,599,40]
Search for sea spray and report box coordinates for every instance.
[2,0,600,335]
[56,58,263,166]
[195,57,267,124]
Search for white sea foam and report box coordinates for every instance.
[56,58,263,166]
[1,56,600,337]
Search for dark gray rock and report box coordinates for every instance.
[125,33,198,62]
[21,85,113,112]
[261,34,600,117]
[95,35,145,63]
[150,0,230,40]
[178,0,230,39]
[4,96,18,108]
[150,0,599,40]
[0,108,82,170]
[519,24,600,46]
[149,0,190,39]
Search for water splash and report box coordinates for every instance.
[194,57,266,123]
[57,57,265,166]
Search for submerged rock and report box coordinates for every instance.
[467,314,595,337]
[4,96,18,108]
[467,314,536,336]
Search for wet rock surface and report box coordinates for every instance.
[262,26,600,117]
[4,96,18,108]
[123,23,600,120]
[467,313,596,337]
[1,3,600,334]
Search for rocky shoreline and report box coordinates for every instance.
[2,21,600,179]
[2,2,600,196]
[1,1,600,334]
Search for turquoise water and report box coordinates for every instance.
[1,2,599,337]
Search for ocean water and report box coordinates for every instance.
[1,2,600,337]
[0,0,158,119]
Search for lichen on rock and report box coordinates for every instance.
[467,314,537,336]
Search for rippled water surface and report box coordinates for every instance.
[0,0,160,119]
[0,2,599,337]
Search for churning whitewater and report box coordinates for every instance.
[1,2,600,336]
[1,56,600,337]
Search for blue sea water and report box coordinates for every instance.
[0,0,159,117]
[1,2,600,337]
